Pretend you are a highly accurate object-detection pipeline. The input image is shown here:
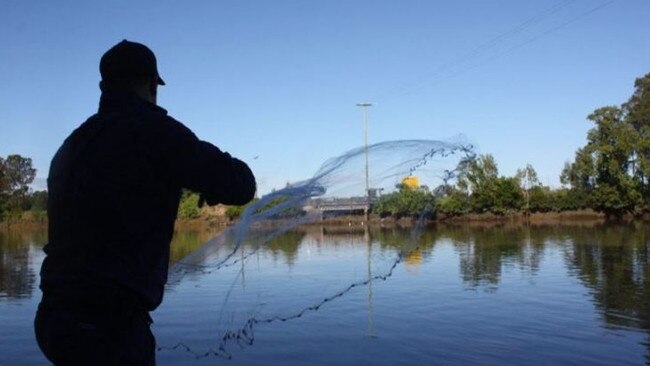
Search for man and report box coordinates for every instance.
[34,40,256,365]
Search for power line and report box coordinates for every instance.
[404,0,618,94]
[370,0,616,102]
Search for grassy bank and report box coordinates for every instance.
[5,208,647,233]
[182,209,648,228]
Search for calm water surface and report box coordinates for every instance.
[1,223,649,365]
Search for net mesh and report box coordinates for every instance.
[159,139,475,359]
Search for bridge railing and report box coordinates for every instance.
[307,196,377,211]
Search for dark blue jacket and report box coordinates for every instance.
[40,92,256,311]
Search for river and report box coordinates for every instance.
[1,222,649,365]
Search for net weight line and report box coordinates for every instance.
[158,246,418,359]
[158,212,432,359]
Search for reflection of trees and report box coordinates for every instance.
[563,223,650,363]
[167,222,650,361]
[307,224,549,286]
[373,226,439,254]
[169,222,650,361]
[441,225,548,288]
[265,231,305,266]
[0,228,46,300]
[318,226,368,247]
[170,226,304,269]
[170,227,220,263]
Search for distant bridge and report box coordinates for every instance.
[307,196,376,216]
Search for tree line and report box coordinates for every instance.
[375,72,650,218]
[374,155,595,218]
[3,72,649,221]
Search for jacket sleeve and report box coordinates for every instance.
[157,117,256,206]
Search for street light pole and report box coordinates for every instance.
[356,103,372,199]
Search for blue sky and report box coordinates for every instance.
[1,0,649,194]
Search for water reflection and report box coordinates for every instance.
[170,225,224,263]
[305,223,650,360]
[266,230,305,266]
[562,224,648,325]
[443,225,545,288]
[0,227,46,300]
[3,222,650,363]
[561,223,650,363]
[437,223,649,363]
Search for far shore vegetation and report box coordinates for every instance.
[213,72,650,223]
[2,72,649,226]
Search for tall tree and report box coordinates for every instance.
[0,158,9,195]
[455,154,522,213]
[560,147,596,191]
[0,155,36,218]
[587,107,638,184]
[457,154,498,194]
[1,155,36,196]
[623,73,650,193]
[562,104,643,216]
[516,164,540,212]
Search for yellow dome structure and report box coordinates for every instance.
[404,247,422,266]
[401,176,419,190]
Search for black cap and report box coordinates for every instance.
[100,40,165,86]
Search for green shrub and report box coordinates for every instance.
[177,191,200,219]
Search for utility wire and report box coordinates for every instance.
[387,0,618,98]
[371,0,615,102]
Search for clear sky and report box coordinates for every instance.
[1,0,649,194]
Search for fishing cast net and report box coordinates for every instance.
[158,139,474,359]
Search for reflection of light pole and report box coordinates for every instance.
[356,103,372,198]
[365,225,374,338]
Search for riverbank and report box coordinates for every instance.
[174,209,649,229]
[0,219,46,231]
[4,209,648,233]
[305,210,606,228]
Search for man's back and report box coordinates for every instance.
[41,91,256,310]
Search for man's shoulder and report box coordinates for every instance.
[62,113,106,146]
[139,109,196,141]
[93,102,193,139]
[109,108,200,158]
